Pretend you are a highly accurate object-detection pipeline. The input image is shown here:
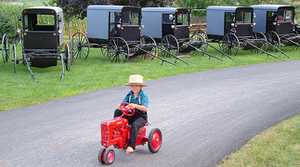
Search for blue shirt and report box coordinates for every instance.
[122,90,149,108]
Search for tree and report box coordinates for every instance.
[57,0,173,19]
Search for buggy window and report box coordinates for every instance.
[110,12,122,24]
[122,10,140,26]
[24,14,56,31]
[37,15,55,25]
[225,12,234,23]
[277,8,294,23]
[267,11,276,18]
[176,12,189,25]
[108,12,121,36]
[163,14,175,24]
[283,9,293,22]
[236,11,252,24]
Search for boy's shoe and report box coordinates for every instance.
[126,146,134,154]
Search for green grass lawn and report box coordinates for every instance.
[0,46,300,111]
[218,113,300,167]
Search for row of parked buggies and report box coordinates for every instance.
[1,4,300,79]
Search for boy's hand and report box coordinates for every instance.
[127,103,136,109]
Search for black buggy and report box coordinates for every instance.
[71,5,165,63]
[206,6,286,58]
[13,7,73,79]
[142,7,227,63]
[252,4,300,47]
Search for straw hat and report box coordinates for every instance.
[127,74,146,86]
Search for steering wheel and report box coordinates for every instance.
[119,103,136,116]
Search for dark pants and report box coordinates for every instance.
[114,109,147,149]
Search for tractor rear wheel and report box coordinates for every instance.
[148,128,162,153]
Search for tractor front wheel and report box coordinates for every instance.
[98,148,115,165]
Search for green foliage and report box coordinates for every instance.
[175,0,293,9]
[0,3,23,40]
[44,0,58,6]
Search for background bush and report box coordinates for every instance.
[0,0,299,41]
[0,3,23,40]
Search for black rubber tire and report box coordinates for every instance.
[102,149,115,165]
[98,148,106,164]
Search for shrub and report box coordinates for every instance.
[0,3,23,40]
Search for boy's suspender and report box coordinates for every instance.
[128,94,141,105]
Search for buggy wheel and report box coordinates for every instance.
[107,37,129,63]
[12,34,23,72]
[1,33,10,63]
[12,43,17,73]
[190,31,208,54]
[64,43,72,71]
[255,32,268,41]
[254,32,268,52]
[190,30,207,43]
[99,148,115,165]
[266,31,281,47]
[148,128,162,153]
[162,34,179,58]
[71,32,90,60]
[219,33,240,56]
[140,35,158,59]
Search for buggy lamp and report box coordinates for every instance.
[17,29,21,34]
[117,24,122,29]
[169,14,174,21]
[231,23,235,27]
[171,25,176,29]
[273,22,277,26]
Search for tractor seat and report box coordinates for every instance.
[127,122,150,128]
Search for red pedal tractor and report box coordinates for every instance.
[98,103,162,165]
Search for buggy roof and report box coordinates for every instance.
[88,5,139,12]
[251,4,294,11]
[142,7,176,13]
[23,6,63,14]
[207,6,252,12]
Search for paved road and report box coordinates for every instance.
[1,61,300,167]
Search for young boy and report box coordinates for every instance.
[114,74,149,154]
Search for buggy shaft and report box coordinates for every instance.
[158,46,189,65]
[206,43,233,60]
[246,41,279,59]
[186,43,222,61]
[136,46,176,66]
